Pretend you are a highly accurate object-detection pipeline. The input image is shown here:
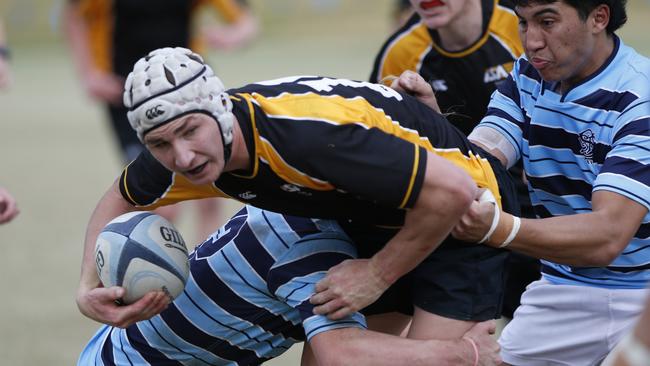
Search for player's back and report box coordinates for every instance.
[78,206,361,365]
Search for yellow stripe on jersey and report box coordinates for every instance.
[122,163,137,205]
[379,22,431,85]
[229,95,260,179]
[245,92,502,206]
[400,144,420,208]
[236,93,334,190]
[490,4,524,58]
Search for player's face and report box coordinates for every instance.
[144,113,225,185]
[410,0,469,28]
[516,2,603,88]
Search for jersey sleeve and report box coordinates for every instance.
[595,99,650,210]
[119,150,227,209]
[267,233,367,341]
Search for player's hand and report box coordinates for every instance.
[390,70,441,113]
[0,186,19,224]
[310,259,389,320]
[461,320,501,366]
[82,69,124,105]
[452,189,497,243]
[76,285,169,328]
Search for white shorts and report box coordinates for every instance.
[499,278,648,366]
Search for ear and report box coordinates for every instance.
[590,4,610,34]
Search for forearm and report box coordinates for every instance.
[490,191,646,266]
[310,328,474,366]
[80,182,134,291]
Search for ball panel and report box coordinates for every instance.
[95,211,190,304]
[117,238,188,287]
[122,258,186,304]
[102,211,155,237]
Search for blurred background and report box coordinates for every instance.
[0,1,648,364]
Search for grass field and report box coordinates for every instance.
[0,1,648,365]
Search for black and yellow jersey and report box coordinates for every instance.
[370,0,523,135]
[119,76,501,227]
[72,0,246,76]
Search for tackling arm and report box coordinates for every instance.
[453,189,647,266]
[311,151,476,319]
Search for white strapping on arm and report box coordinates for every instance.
[469,126,518,169]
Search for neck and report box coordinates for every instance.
[559,34,615,94]
[223,116,250,172]
[437,0,483,51]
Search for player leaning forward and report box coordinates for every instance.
[77,48,518,359]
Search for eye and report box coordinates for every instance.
[149,141,169,150]
[541,18,554,27]
[184,126,198,137]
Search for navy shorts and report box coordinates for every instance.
[351,148,519,321]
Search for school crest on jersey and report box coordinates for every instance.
[578,129,596,164]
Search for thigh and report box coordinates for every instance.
[407,306,475,339]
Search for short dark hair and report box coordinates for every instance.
[513,0,627,34]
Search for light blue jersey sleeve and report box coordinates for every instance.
[267,232,367,341]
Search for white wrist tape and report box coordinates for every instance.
[478,190,499,244]
[499,216,520,248]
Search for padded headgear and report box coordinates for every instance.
[123,47,234,151]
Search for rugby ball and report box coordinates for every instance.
[94,211,190,304]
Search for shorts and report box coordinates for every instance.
[351,148,519,321]
[500,278,648,365]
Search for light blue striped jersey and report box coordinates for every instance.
[478,36,650,289]
[78,206,365,366]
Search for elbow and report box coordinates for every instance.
[586,237,628,267]
[446,169,476,215]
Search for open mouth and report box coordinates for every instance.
[185,162,207,176]
[420,0,445,10]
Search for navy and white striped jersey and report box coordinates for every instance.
[478,36,650,288]
[78,206,366,365]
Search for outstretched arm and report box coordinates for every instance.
[453,189,646,266]
[77,180,169,327]
[310,151,476,319]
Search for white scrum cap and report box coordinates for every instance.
[123,47,234,150]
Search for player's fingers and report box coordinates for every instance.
[327,306,353,320]
[312,298,345,316]
[309,288,337,305]
[314,278,329,293]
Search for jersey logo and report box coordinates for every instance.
[484,62,514,83]
[578,129,596,164]
[145,105,165,119]
[239,191,257,200]
[430,79,448,92]
[281,183,313,196]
